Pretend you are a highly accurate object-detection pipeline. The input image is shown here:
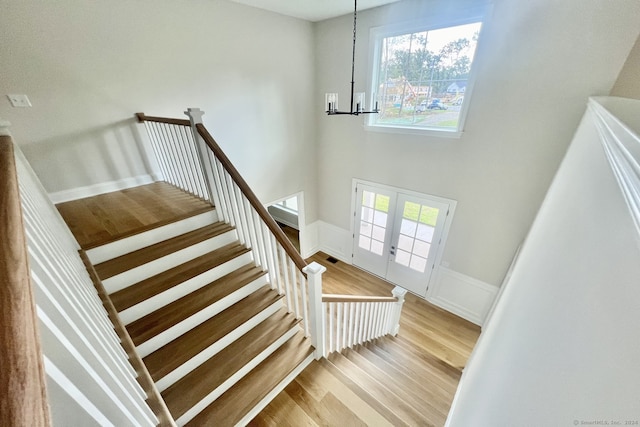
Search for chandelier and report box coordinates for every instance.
[325,0,379,116]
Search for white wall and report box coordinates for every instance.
[314,0,640,287]
[0,0,318,224]
[612,34,640,100]
[447,97,640,425]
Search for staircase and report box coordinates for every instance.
[84,207,314,426]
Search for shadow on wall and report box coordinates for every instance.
[19,117,159,194]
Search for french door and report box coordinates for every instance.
[352,182,453,297]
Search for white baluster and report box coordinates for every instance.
[300,273,309,336]
[290,259,300,319]
[348,302,355,347]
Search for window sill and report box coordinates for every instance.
[364,124,463,139]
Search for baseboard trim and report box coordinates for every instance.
[49,174,160,204]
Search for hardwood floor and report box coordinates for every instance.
[56,183,481,426]
[250,253,480,426]
[56,181,212,249]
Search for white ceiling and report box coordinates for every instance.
[228,0,402,22]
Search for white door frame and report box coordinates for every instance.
[266,191,306,255]
[350,178,457,298]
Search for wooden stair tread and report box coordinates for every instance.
[94,222,234,280]
[366,338,460,395]
[162,309,300,419]
[349,345,450,421]
[327,350,427,426]
[318,358,407,427]
[81,205,215,250]
[342,347,444,421]
[110,242,249,312]
[144,285,282,381]
[185,331,313,427]
[127,264,266,346]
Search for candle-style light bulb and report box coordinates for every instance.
[355,92,365,113]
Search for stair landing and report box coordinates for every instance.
[57,181,213,249]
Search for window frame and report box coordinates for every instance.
[365,8,488,138]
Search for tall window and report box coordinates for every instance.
[367,19,483,136]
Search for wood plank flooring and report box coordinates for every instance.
[56,182,212,249]
[56,183,481,426]
[250,253,480,426]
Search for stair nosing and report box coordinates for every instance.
[184,331,314,426]
[94,222,234,280]
[161,309,301,419]
[126,264,266,345]
[144,286,283,382]
[110,242,250,312]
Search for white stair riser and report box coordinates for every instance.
[102,230,238,294]
[86,210,218,264]
[155,300,283,392]
[135,273,268,358]
[119,252,255,325]
[175,327,300,426]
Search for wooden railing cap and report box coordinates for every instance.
[322,294,399,303]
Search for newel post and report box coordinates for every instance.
[303,262,327,359]
[391,286,408,336]
[184,108,221,211]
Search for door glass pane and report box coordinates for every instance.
[409,255,427,272]
[419,206,439,226]
[371,239,384,255]
[413,239,431,258]
[373,210,388,227]
[359,235,371,250]
[375,194,390,212]
[358,189,391,256]
[361,206,374,222]
[400,218,417,236]
[403,201,421,220]
[397,234,414,252]
[360,221,372,237]
[372,225,386,241]
[362,190,375,208]
[395,249,411,266]
[416,223,435,242]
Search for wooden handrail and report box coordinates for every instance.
[0,135,51,426]
[322,294,398,303]
[195,123,308,273]
[136,112,191,127]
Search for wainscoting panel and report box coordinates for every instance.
[428,267,498,326]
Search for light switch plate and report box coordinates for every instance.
[7,94,32,108]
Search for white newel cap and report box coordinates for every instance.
[184,108,205,124]
[303,261,327,276]
[0,119,11,136]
